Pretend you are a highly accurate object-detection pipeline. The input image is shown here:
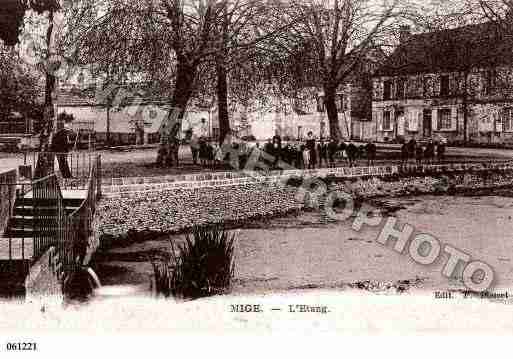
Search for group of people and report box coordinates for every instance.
[400,139,446,165]
[190,135,224,167]
[188,129,379,170]
[264,132,377,169]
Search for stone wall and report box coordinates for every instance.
[97,163,513,239]
[101,165,401,198]
[100,162,513,199]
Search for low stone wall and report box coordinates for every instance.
[24,247,63,305]
[97,163,513,239]
[101,161,513,199]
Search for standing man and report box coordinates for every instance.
[272,133,282,167]
[366,140,377,166]
[437,139,446,163]
[51,121,72,178]
[305,131,317,169]
[190,131,200,165]
[327,138,338,168]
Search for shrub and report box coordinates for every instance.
[152,226,236,299]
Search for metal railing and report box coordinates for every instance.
[23,151,98,189]
[60,154,101,275]
[33,174,64,262]
[0,153,101,282]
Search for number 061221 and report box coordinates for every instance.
[6,342,37,351]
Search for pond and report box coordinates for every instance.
[91,194,513,298]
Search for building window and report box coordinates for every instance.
[336,94,348,112]
[383,80,392,100]
[383,110,392,131]
[438,108,452,130]
[396,78,406,99]
[503,108,513,131]
[317,96,325,112]
[423,76,433,98]
[440,75,450,97]
[484,69,496,95]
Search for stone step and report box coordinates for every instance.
[15,196,84,208]
[13,205,80,217]
[8,215,61,228]
[3,227,57,239]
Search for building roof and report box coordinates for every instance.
[375,21,513,77]
[56,85,169,107]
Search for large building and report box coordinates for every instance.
[372,22,513,144]
[56,84,212,146]
[55,67,375,144]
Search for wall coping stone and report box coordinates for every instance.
[100,161,513,198]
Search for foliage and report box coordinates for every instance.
[0,45,41,120]
[0,0,61,47]
[151,226,236,300]
[0,0,27,46]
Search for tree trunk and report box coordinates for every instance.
[106,105,111,146]
[156,60,197,166]
[216,59,229,145]
[463,70,469,144]
[324,86,342,140]
[216,4,230,145]
[41,9,55,152]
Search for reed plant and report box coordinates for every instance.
[152,226,235,299]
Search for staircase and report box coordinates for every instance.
[0,136,21,152]
[0,190,85,297]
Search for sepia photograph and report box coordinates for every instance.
[1,0,513,353]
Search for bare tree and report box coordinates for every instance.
[63,0,289,163]
[276,0,405,140]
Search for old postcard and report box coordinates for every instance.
[1,0,513,353]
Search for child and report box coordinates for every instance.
[213,143,223,167]
[301,144,310,169]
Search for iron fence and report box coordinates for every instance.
[23,151,98,189]
[32,174,64,263]
[1,153,102,282]
[0,168,32,263]
[62,154,101,274]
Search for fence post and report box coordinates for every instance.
[97,154,102,200]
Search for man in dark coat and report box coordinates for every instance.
[272,134,282,167]
[365,140,377,166]
[346,142,358,167]
[437,141,446,163]
[327,138,338,168]
[425,139,435,164]
[305,131,317,169]
[317,139,328,168]
[51,121,72,178]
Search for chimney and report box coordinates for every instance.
[399,25,411,43]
